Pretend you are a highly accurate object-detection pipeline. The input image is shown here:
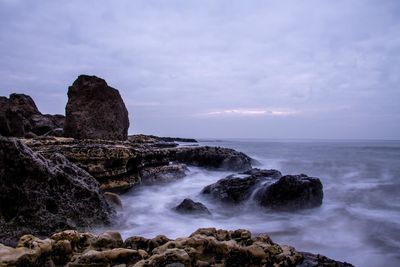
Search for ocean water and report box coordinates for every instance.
[106,139,400,267]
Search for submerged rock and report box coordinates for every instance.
[174,198,211,215]
[0,93,64,137]
[64,75,129,141]
[0,137,114,246]
[0,228,354,267]
[202,169,282,203]
[255,174,323,210]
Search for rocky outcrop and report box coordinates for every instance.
[23,137,255,193]
[0,228,354,267]
[0,94,64,137]
[202,169,323,210]
[174,198,211,215]
[255,174,323,210]
[202,169,282,203]
[64,75,129,140]
[175,146,253,171]
[0,137,114,246]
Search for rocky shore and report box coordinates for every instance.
[0,75,353,266]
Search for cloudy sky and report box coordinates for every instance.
[0,0,399,139]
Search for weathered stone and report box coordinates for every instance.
[0,94,64,137]
[202,169,281,203]
[0,137,114,246]
[255,174,323,210]
[174,199,211,215]
[103,192,123,210]
[64,75,129,141]
[140,164,188,185]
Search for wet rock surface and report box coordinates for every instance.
[0,228,353,267]
[255,174,323,210]
[202,169,323,210]
[174,199,211,215]
[0,93,64,137]
[202,169,282,203]
[64,75,129,141]
[0,137,114,246]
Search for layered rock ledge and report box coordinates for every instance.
[0,228,353,267]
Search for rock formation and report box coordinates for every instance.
[0,94,64,137]
[255,174,323,210]
[202,168,323,210]
[64,75,129,140]
[0,228,354,267]
[0,137,114,246]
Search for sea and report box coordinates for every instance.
[103,139,400,267]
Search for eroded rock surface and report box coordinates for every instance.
[0,93,64,137]
[0,228,354,267]
[0,137,114,246]
[64,75,129,141]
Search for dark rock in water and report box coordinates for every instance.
[0,137,114,246]
[255,174,323,210]
[0,94,65,137]
[140,164,188,185]
[103,192,123,210]
[175,146,252,171]
[174,198,211,215]
[202,168,282,203]
[64,75,129,140]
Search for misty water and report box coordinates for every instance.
[106,139,400,267]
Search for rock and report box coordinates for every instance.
[1,229,354,267]
[174,199,211,215]
[64,75,129,141]
[104,192,123,210]
[22,138,254,193]
[175,146,252,171]
[0,94,65,137]
[0,137,114,246]
[140,164,188,185]
[255,174,323,210]
[202,169,282,203]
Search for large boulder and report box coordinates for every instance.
[0,94,64,137]
[0,137,114,246]
[202,169,282,203]
[255,174,323,210]
[64,75,129,140]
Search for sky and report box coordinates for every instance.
[0,0,399,139]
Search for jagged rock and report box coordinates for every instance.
[175,146,252,171]
[174,199,211,215]
[202,169,282,203]
[0,94,64,137]
[0,137,114,246]
[0,229,354,267]
[255,174,323,210]
[64,75,129,141]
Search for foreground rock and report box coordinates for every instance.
[23,137,254,192]
[0,228,353,267]
[0,93,64,137]
[64,75,129,140]
[202,169,323,210]
[174,198,211,215]
[0,137,114,246]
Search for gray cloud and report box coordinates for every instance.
[0,0,399,139]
